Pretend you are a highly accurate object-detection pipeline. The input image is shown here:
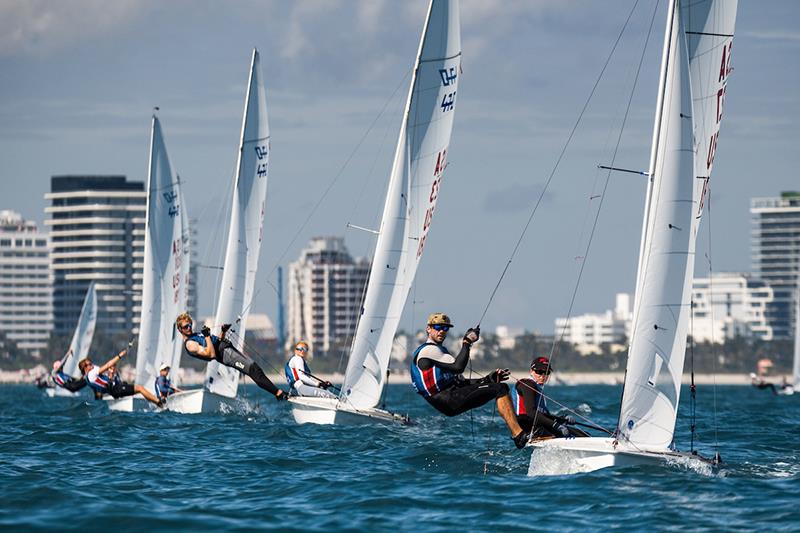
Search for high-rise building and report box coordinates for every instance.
[690,272,774,342]
[751,192,800,339]
[287,237,370,353]
[45,176,145,335]
[0,210,53,356]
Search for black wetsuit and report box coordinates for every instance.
[184,333,279,395]
[412,342,509,416]
[514,378,587,437]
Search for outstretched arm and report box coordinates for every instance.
[98,350,126,374]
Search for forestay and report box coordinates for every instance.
[341,0,461,410]
[618,0,737,449]
[135,116,188,390]
[62,282,97,378]
[206,49,270,398]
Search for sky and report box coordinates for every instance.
[0,0,798,335]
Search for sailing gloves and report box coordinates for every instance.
[558,415,577,426]
[275,390,290,401]
[221,323,231,334]
[463,326,480,345]
[201,325,211,338]
[489,368,510,383]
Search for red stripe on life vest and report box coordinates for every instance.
[421,368,439,395]
[292,368,299,380]
[516,391,527,416]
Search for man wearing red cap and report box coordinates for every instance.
[513,356,586,438]
[410,312,531,449]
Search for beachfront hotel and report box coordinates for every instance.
[751,192,800,339]
[45,176,145,335]
[0,210,53,356]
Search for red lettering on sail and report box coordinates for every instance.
[706,132,718,171]
[417,148,449,258]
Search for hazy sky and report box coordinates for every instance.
[1,0,797,334]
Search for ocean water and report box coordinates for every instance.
[1,382,798,531]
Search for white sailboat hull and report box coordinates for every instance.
[105,394,155,412]
[289,396,409,426]
[528,437,714,476]
[163,389,233,414]
[44,387,79,398]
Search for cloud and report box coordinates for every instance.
[741,29,800,43]
[0,0,148,56]
[483,183,553,213]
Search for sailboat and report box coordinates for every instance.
[289,0,461,425]
[45,283,97,397]
[166,48,270,414]
[778,284,799,395]
[108,114,188,412]
[529,0,738,475]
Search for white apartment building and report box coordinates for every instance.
[691,272,774,342]
[0,210,53,356]
[554,293,632,352]
[751,192,800,339]
[287,237,369,353]
[45,176,145,335]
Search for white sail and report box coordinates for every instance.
[134,115,188,391]
[341,0,461,410]
[618,3,697,449]
[62,282,97,378]
[205,48,270,398]
[174,179,191,379]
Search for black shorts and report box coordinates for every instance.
[108,381,135,399]
[426,381,509,417]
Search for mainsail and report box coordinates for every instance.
[62,282,97,378]
[341,0,461,410]
[618,0,737,449]
[134,115,188,390]
[205,48,270,398]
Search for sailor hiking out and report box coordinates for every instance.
[78,350,162,407]
[513,357,587,438]
[285,341,336,398]
[176,312,289,401]
[49,351,86,393]
[410,312,531,449]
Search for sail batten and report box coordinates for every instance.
[205,49,271,398]
[341,0,461,410]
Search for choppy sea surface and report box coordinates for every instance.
[1,382,798,531]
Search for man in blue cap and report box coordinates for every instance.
[410,312,531,449]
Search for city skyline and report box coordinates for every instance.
[1,1,798,332]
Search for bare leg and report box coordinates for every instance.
[496,394,523,436]
[134,385,161,406]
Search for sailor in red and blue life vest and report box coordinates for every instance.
[513,357,586,438]
[176,312,289,401]
[49,352,86,393]
[154,363,182,400]
[284,341,336,398]
[410,312,532,449]
[77,350,162,406]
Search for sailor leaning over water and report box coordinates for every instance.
[284,341,336,398]
[410,312,531,449]
[176,312,289,401]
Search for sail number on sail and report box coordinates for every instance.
[255,144,268,178]
[172,237,184,304]
[417,149,447,259]
[698,41,733,217]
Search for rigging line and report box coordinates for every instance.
[238,68,413,321]
[690,296,697,453]
[475,0,644,327]
[545,0,660,383]
[705,184,720,454]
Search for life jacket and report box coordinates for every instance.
[53,371,70,388]
[516,378,548,415]
[410,342,458,397]
[285,356,311,388]
[183,332,221,361]
[86,371,111,393]
[512,386,526,416]
[154,375,174,398]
